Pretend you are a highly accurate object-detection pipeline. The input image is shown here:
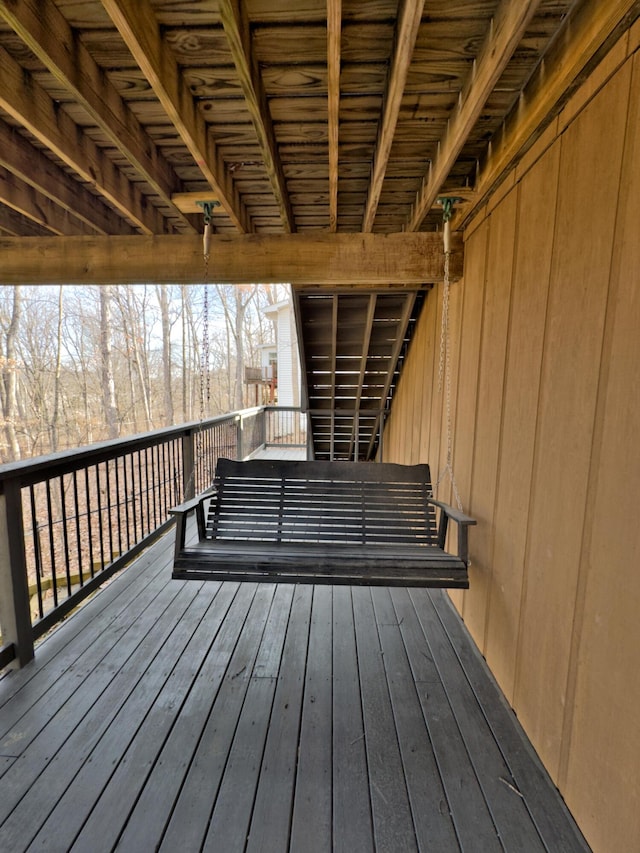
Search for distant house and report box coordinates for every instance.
[262,298,300,408]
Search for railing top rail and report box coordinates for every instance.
[0,407,275,489]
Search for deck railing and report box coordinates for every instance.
[0,406,305,670]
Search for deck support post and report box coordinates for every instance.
[182,432,196,501]
[236,415,244,461]
[0,481,35,668]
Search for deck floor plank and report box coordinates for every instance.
[0,529,590,853]
[0,578,196,848]
[102,581,259,853]
[371,586,460,850]
[0,547,172,738]
[389,587,504,852]
[28,581,225,852]
[245,584,313,853]
[409,588,548,853]
[158,583,278,850]
[202,585,295,853]
[332,586,374,853]
[66,581,240,853]
[289,585,334,853]
[427,590,589,853]
[352,586,418,853]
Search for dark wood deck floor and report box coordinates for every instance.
[0,532,589,852]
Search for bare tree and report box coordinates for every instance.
[216,284,257,410]
[113,286,153,431]
[51,285,64,451]
[2,286,22,460]
[100,286,119,439]
[157,284,174,424]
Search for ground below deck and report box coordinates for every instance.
[0,531,589,852]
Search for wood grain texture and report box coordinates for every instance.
[218,0,294,232]
[484,142,560,704]
[0,0,194,231]
[513,62,630,782]
[455,0,640,229]
[0,231,463,285]
[362,0,425,232]
[559,51,640,853]
[406,0,542,231]
[101,0,248,231]
[0,44,166,234]
[0,122,134,236]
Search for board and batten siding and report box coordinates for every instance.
[383,26,640,853]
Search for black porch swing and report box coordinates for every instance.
[170,200,474,588]
[170,456,474,588]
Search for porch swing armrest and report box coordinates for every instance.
[426,498,476,565]
[170,487,217,551]
[426,498,476,526]
[169,488,214,517]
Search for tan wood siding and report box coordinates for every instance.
[485,145,560,705]
[559,48,640,852]
[383,35,640,853]
[462,188,518,646]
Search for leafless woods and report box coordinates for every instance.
[0,283,286,462]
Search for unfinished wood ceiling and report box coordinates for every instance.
[0,0,593,238]
[0,0,637,457]
[295,289,425,460]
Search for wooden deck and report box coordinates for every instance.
[0,532,589,852]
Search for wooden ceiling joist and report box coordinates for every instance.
[405,0,542,233]
[348,294,377,459]
[455,0,640,228]
[362,0,425,233]
[365,291,416,460]
[0,0,194,234]
[0,206,52,238]
[329,294,339,460]
[101,0,249,233]
[0,232,462,286]
[0,121,134,237]
[327,0,341,233]
[0,167,93,236]
[0,45,165,235]
[218,0,294,233]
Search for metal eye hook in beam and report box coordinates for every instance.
[196,200,220,261]
[437,196,463,254]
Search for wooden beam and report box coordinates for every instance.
[0,46,165,235]
[218,0,294,233]
[0,232,463,285]
[365,291,417,460]
[102,0,249,233]
[0,168,95,236]
[349,294,377,459]
[0,206,53,238]
[171,193,220,215]
[455,0,640,229]
[406,0,541,232]
[0,120,134,236]
[0,0,194,233]
[362,0,425,232]
[327,0,341,233]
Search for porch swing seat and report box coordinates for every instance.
[170,458,475,587]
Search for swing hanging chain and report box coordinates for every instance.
[187,200,218,499]
[435,199,464,512]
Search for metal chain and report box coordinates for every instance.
[192,222,212,496]
[200,281,210,422]
[436,248,464,510]
[438,250,450,392]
